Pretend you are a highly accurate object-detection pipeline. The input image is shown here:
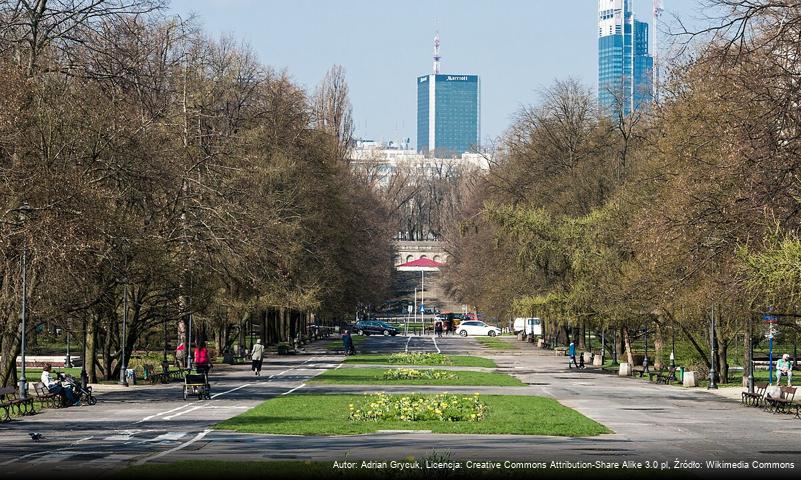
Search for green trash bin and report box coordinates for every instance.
[678,367,685,382]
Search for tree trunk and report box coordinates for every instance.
[654,321,664,370]
[622,325,634,366]
[86,313,97,383]
[578,320,586,350]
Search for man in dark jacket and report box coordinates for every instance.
[342,330,356,355]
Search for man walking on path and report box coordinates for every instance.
[777,353,793,385]
[342,330,356,355]
[568,341,580,369]
[251,339,265,376]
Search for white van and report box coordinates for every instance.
[513,317,542,336]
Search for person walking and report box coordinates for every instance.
[568,341,580,369]
[251,339,265,376]
[342,330,355,355]
[434,320,443,338]
[194,341,212,376]
[777,353,793,386]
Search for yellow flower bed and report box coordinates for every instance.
[348,392,488,422]
[382,368,457,380]
[386,353,452,365]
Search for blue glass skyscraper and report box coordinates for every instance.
[417,74,480,156]
[416,34,480,156]
[598,0,653,116]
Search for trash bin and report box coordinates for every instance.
[678,367,685,382]
[125,368,136,385]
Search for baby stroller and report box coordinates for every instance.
[183,369,211,400]
[58,373,97,406]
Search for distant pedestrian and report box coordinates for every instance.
[175,343,186,369]
[568,341,580,369]
[777,353,793,386]
[194,341,212,376]
[342,330,356,355]
[434,321,443,337]
[251,339,265,376]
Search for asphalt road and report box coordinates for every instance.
[3,333,801,477]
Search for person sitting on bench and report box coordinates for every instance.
[777,353,793,386]
[41,364,78,406]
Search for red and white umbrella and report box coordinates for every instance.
[396,258,444,318]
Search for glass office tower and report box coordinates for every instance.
[598,0,653,116]
[417,74,480,156]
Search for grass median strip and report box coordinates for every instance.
[214,393,610,436]
[344,353,496,368]
[309,367,524,386]
[326,335,367,351]
[474,337,517,350]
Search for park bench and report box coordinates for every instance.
[765,386,796,414]
[632,365,652,378]
[33,382,62,409]
[0,386,35,420]
[741,381,769,407]
[554,347,567,356]
[648,367,678,385]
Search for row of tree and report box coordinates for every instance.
[0,1,393,386]
[443,1,801,383]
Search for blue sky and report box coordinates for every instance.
[168,0,704,145]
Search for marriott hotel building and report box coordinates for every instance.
[416,74,480,157]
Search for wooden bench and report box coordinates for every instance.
[554,347,567,356]
[765,386,796,414]
[648,367,678,385]
[632,365,651,378]
[33,382,62,409]
[0,386,35,420]
[741,381,769,407]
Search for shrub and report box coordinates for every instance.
[276,342,292,355]
[348,392,488,422]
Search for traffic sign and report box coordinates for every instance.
[762,314,778,323]
[407,305,413,314]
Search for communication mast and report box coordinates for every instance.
[433,32,441,74]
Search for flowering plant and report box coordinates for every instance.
[382,368,457,380]
[348,392,487,422]
[386,353,452,365]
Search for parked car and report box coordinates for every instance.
[457,321,502,337]
[354,320,399,336]
[513,317,542,336]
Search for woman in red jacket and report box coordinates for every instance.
[194,341,212,376]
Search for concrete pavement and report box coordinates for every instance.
[1,334,799,477]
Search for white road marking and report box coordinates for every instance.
[133,429,211,465]
[432,335,441,354]
[210,383,251,399]
[75,436,93,444]
[405,335,412,353]
[87,454,138,464]
[103,429,144,441]
[335,363,343,369]
[282,383,306,395]
[163,405,204,420]
[146,432,188,442]
[137,404,193,423]
[37,451,78,464]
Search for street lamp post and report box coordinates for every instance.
[119,283,129,386]
[708,305,718,389]
[162,316,169,375]
[17,201,32,400]
[670,321,676,369]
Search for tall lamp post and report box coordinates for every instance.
[119,282,129,386]
[17,201,32,400]
[708,304,718,389]
[643,324,650,374]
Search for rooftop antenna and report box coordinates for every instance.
[433,31,441,74]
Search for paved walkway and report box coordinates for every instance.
[1,335,799,477]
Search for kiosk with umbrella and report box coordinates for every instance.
[397,258,444,332]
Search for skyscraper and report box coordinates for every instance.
[417,34,480,156]
[598,0,653,116]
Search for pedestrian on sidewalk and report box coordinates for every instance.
[777,353,793,386]
[568,341,580,369]
[434,320,443,338]
[251,339,265,376]
[342,330,356,355]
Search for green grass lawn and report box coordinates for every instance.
[474,337,517,350]
[326,335,368,351]
[309,367,524,386]
[344,354,496,368]
[19,367,83,382]
[214,393,610,436]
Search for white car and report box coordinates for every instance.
[457,321,502,337]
